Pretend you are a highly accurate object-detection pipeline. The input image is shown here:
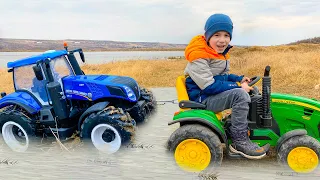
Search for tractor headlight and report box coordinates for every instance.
[123,86,137,101]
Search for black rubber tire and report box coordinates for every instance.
[129,88,156,123]
[0,109,36,153]
[140,88,156,113]
[167,124,223,171]
[80,106,135,151]
[275,129,307,154]
[277,135,320,173]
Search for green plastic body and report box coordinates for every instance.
[271,93,320,142]
[172,93,320,147]
[173,109,225,134]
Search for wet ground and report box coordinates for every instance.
[0,88,319,180]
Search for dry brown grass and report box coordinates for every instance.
[1,43,320,99]
[0,68,14,93]
[81,59,187,88]
[229,44,320,99]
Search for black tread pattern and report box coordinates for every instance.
[80,106,135,143]
[277,135,320,170]
[129,88,156,123]
[140,88,156,109]
[0,107,37,151]
[0,107,35,135]
[167,124,223,168]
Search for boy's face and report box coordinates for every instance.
[208,31,231,53]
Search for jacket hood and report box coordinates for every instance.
[185,35,232,62]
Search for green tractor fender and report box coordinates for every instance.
[275,129,307,154]
[168,118,227,144]
[168,110,227,144]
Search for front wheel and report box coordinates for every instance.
[80,106,135,154]
[167,124,223,172]
[90,123,122,154]
[277,135,320,173]
[140,88,156,111]
[128,88,156,123]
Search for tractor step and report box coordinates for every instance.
[44,125,77,140]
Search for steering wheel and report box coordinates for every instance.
[248,76,261,87]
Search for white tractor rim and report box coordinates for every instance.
[91,124,121,154]
[2,121,29,152]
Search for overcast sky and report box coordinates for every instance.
[0,0,319,46]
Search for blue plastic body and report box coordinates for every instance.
[7,50,67,68]
[62,75,139,102]
[0,91,42,114]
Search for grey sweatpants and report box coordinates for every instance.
[202,88,251,133]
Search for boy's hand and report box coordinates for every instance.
[241,77,251,84]
[241,82,254,92]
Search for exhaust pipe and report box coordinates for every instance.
[260,66,272,127]
[44,59,70,120]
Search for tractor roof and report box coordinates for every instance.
[7,50,68,68]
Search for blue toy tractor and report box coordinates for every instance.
[0,45,156,154]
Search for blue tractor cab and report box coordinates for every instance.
[0,45,156,153]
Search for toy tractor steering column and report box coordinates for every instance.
[246,76,261,95]
[248,76,261,87]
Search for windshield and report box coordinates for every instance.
[50,55,74,82]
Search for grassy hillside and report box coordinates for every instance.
[0,38,186,52]
[289,37,320,45]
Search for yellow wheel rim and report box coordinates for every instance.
[174,139,211,172]
[287,147,319,173]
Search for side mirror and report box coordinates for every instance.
[33,65,44,81]
[1,92,6,98]
[79,50,85,63]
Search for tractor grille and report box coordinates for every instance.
[107,86,127,98]
[111,76,140,99]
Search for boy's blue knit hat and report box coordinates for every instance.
[204,13,233,42]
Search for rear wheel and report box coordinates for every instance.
[0,108,36,153]
[167,124,223,172]
[277,135,320,173]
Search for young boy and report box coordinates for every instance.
[184,13,270,159]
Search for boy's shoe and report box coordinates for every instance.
[230,129,270,159]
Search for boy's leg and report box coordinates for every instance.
[202,88,270,158]
[202,88,250,131]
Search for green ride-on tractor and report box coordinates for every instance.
[167,66,320,173]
